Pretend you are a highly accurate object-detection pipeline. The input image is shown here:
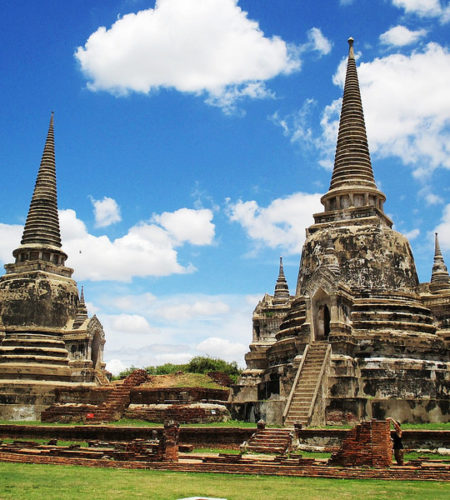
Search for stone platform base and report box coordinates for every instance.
[0,381,96,421]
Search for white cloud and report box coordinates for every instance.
[419,186,444,205]
[75,0,301,113]
[434,203,450,250]
[196,336,247,362]
[380,25,427,46]
[106,358,128,376]
[100,292,256,368]
[307,27,332,55]
[91,196,121,227]
[0,223,22,265]
[154,299,230,321]
[152,208,215,245]
[57,206,215,281]
[226,192,322,255]
[318,43,450,178]
[106,313,154,334]
[111,293,157,312]
[403,228,420,240]
[392,0,450,22]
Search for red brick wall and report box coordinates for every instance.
[329,420,392,467]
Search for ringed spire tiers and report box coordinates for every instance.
[314,38,391,229]
[11,113,69,270]
[273,257,290,305]
[21,113,62,248]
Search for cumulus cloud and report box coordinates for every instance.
[54,206,215,281]
[392,0,450,22]
[99,292,256,368]
[315,43,450,178]
[106,314,154,334]
[306,27,332,55]
[0,223,22,265]
[154,300,230,321]
[91,196,121,227]
[403,228,420,240]
[418,186,444,205]
[434,203,450,250]
[75,0,301,113]
[196,336,247,361]
[226,192,322,255]
[152,208,215,245]
[106,358,128,376]
[380,25,427,46]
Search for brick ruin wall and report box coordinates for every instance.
[329,419,392,467]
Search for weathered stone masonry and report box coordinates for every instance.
[232,39,450,425]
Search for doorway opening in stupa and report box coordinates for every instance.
[312,289,331,341]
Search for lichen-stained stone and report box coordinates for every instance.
[231,39,450,426]
[0,114,108,420]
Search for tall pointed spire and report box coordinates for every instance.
[273,257,290,304]
[329,38,377,191]
[10,113,69,271]
[21,112,62,249]
[430,233,450,293]
[314,38,391,229]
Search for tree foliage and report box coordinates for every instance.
[115,356,241,381]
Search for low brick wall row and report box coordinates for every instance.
[54,386,229,405]
[130,387,229,404]
[0,452,448,481]
[124,403,229,424]
[0,425,449,451]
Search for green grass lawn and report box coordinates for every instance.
[1,419,449,430]
[0,462,449,500]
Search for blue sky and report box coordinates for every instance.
[1,0,449,374]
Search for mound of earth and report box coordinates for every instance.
[136,372,228,389]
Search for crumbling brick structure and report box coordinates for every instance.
[155,420,180,462]
[328,419,392,467]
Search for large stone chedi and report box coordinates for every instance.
[0,114,107,420]
[233,39,449,425]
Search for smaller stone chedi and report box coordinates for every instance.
[0,114,107,420]
[232,39,450,426]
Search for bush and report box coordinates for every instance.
[114,357,242,382]
[145,363,188,375]
[186,356,241,381]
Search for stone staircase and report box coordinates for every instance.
[283,341,330,427]
[42,369,148,423]
[90,369,148,423]
[94,369,110,386]
[246,428,292,455]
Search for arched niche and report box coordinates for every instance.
[312,288,331,341]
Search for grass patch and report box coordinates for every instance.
[1,419,449,430]
[0,462,449,499]
[110,419,261,428]
[1,438,88,447]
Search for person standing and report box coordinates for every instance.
[387,417,404,465]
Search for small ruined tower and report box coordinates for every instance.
[430,233,450,293]
[73,287,89,329]
[273,257,290,305]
